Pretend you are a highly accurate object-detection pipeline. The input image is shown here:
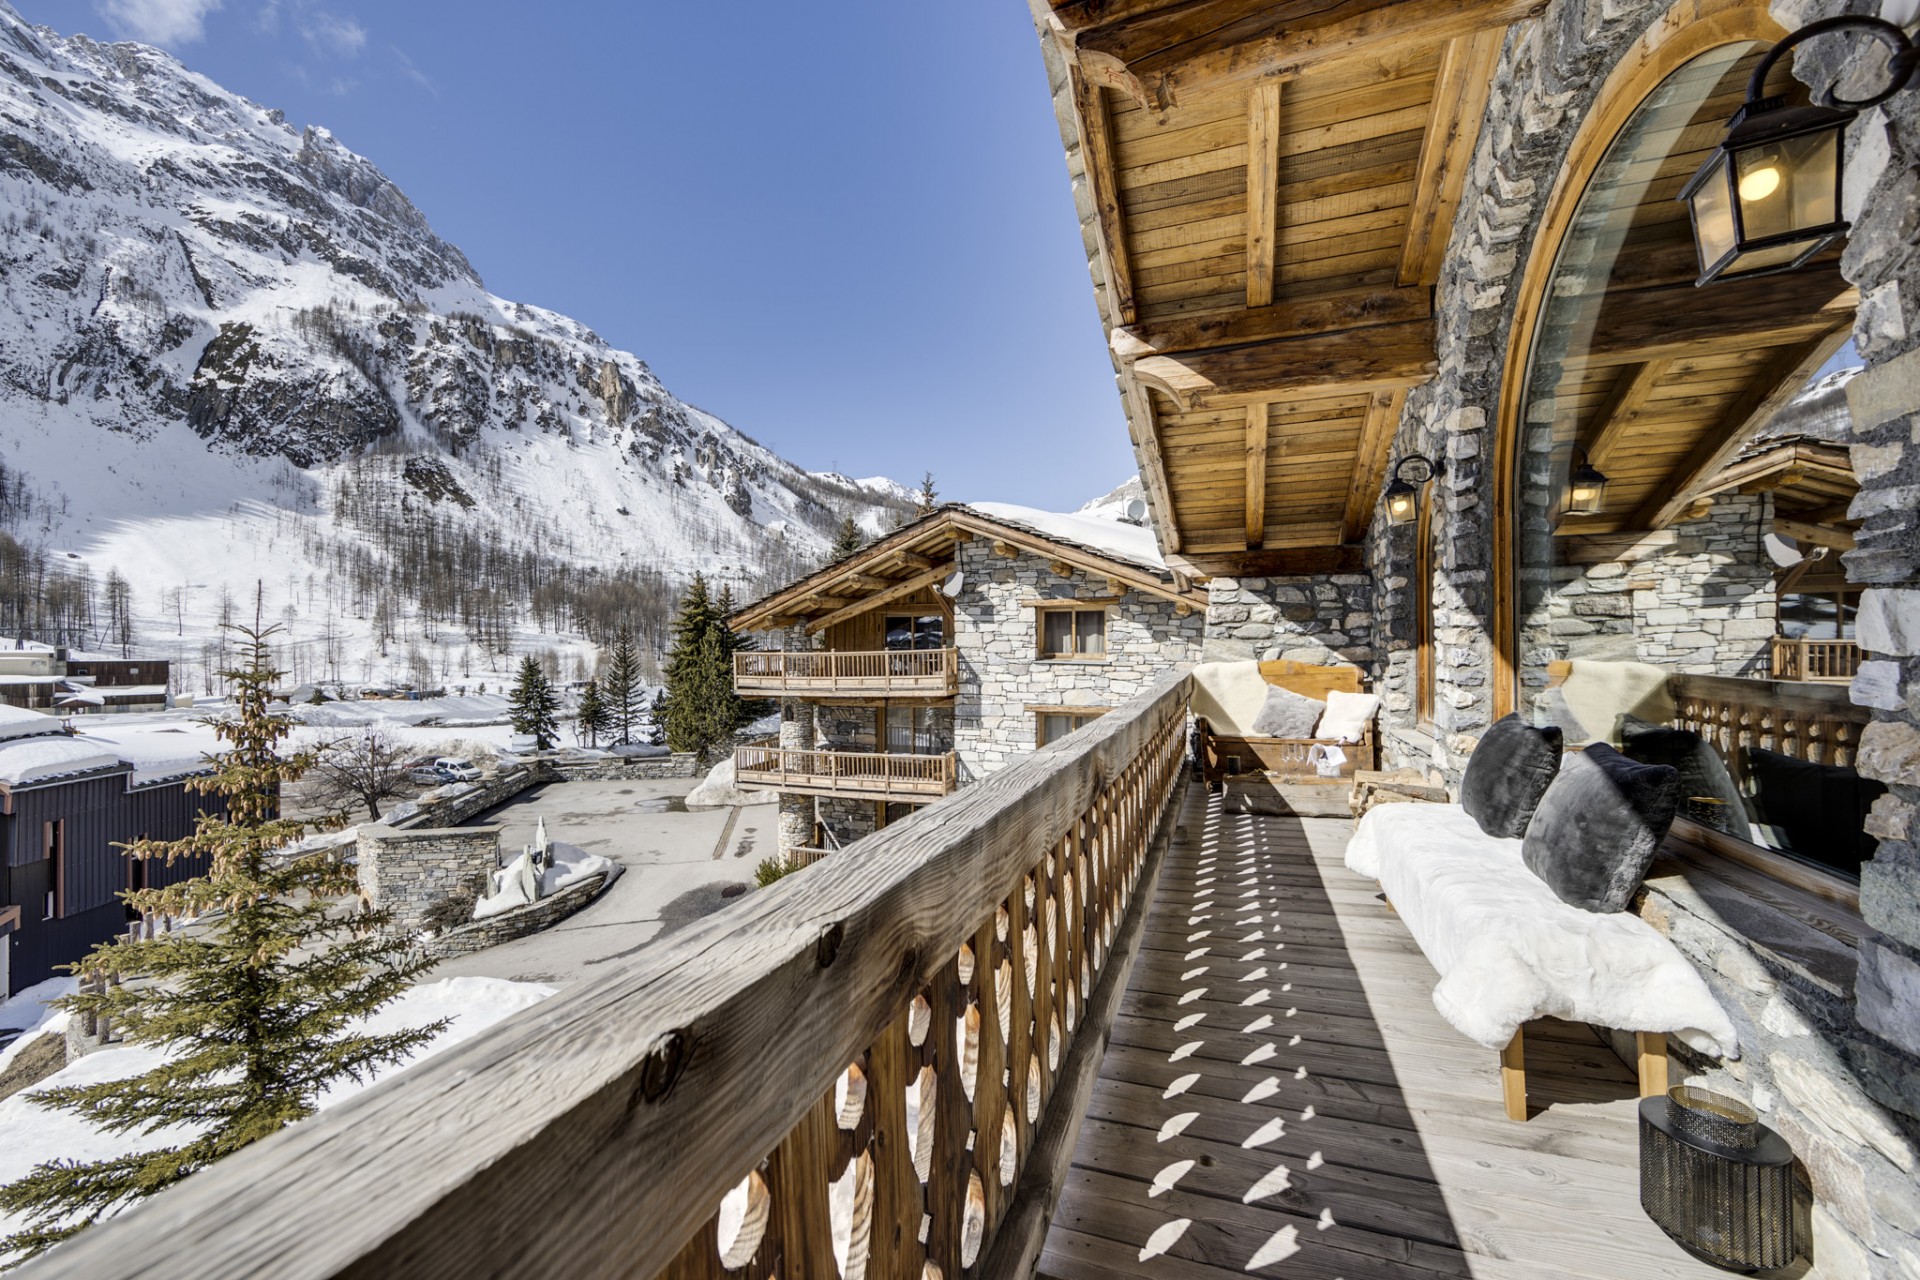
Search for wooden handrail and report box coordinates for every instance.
[733,648,959,694]
[1670,671,1867,779]
[26,672,1194,1280]
[735,745,956,790]
[1769,635,1860,683]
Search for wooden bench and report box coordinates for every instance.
[1194,659,1378,801]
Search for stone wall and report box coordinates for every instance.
[426,873,608,957]
[1200,575,1375,668]
[356,824,499,933]
[951,537,1204,779]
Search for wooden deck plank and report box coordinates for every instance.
[1040,788,1729,1279]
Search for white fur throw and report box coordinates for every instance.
[1345,802,1738,1058]
[1189,661,1277,737]
[1557,659,1676,747]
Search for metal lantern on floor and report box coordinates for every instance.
[1682,15,1920,284]
[1639,1086,1800,1271]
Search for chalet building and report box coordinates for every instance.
[0,642,171,716]
[729,503,1206,861]
[0,706,217,997]
[37,3,1920,1277]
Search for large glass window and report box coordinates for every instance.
[1507,45,1870,880]
[884,615,944,651]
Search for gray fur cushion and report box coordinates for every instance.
[1620,717,1753,843]
[1522,743,1679,913]
[1459,714,1563,839]
[1249,684,1323,738]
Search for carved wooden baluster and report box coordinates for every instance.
[1028,863,1058,1111]
[867,1011,926,1277]
[767,1089,839,1279]
[1005,879,1037,1161]
[923,949,972,1277]
[970,911,1010,1238]
[658,1215,723,1280]
[1048,837,1072,1077]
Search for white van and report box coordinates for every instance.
[434,757,482,783]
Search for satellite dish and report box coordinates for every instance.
[942,570,965,597]
[1124,498,1149,523]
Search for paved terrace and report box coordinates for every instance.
[1042,789,1733,1279]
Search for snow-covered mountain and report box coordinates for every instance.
[0,4,911,690]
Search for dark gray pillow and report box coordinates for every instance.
[1620,717,1753,843]
[1250,684,1322,738]
[1459,713,1564,839]
[1523,743,1679,913]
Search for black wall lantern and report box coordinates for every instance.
[1565,447,1611,517]
[1681,15,1920,285]
[1383,454,1439,527]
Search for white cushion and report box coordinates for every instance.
[1189,661,1275,737]
[1344,803,1737,1058]
[1315,689,1380,743]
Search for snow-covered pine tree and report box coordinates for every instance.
[828,515,863,563]
[575,679,608,748]
[0,625,444,1263]
[508,655,560,750]
[646,690,668,746]
[599,627,646,746]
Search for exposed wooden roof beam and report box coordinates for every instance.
[1773,516,1855,551]
[1343,386,1406,542]
[1245,81,1282,308]
[1638,328,1852,529]
[945,510,1206,609]
[1572,269,1853,368]
[1070,0,1544,109]
[1398,28,1503,287]
[1583,358,1671,468]
[1110,286,1431,361]
[1244,402,1268,548]
[1123,377,1183,554]
[1068,67,1137,325]
[1131,315,1437,411]
[805,564,955,635]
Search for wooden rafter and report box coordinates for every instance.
[1131,316,1437,411]
[1110,285,1431,361]
[1399,27,1503,287]
[1069,0,1544,109]
[1583,358,1671,468]
[1245,81,1282,308]
[805,564,955,635]
[1172,544,1365,577]
[1068,67,1137,326]
[1244,402,1268,548]
[1123,377,1183,554]
[1638,328,1853,529]
[1569,269,1853,369]
[1343,386,1406,542]
[1773,516,1855,551]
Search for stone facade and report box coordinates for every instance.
[355,823,500,933]
[1348,0,1920,1270]
[1200,575,1375,668]
[951,537,1204,777]
[425,873,609,957]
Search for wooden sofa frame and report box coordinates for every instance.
[1196,659,1378,789]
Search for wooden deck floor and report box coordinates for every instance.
[1039,784,1738,1280]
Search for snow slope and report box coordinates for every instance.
[0,3,911,688]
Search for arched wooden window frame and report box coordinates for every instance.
[1490,0,1790,718]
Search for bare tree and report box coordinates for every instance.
[308,727,411,820]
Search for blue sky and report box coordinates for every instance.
[18,0,1136,510]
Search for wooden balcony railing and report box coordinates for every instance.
[1769,635,1861,684]
[734,649,959,698]
[735,745,958,802]
[27,671,1194,1280]
[1671,672,1868,775]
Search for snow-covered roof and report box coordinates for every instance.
[0,705,60,743]
[966,502,1166,573]
[69,724,221,786]
[0,737,123,786]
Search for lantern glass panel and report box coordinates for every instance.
[1686,159,1738,272]
[1385,486,1418,527]
[1733,127,1837,240]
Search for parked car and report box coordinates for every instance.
[406,767,443,785]
[433,757,482,783]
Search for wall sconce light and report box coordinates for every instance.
[1680,15,1919,285]
[1384,454,1439,528]
[1565,447,1612,516]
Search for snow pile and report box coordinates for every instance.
[281,694,513,729]
[686,757,778,810]
[0,736,121,786]
[472,842,617,920]
[0,975,556,1239]
[0,978,76,1079]
[968,501,1166,572]
[69,724,220,785]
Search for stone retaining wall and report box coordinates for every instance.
[426,873,608,957]
[355,823,500,933]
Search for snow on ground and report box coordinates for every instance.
[0,976,555,1239]
[0,979,76,1078]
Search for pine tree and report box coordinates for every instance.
[646,690,668,746]
[508,655,560,751]
[0,626,442,1262]
[913,471,939,516]
[599,627,646,746]
[714,586,768,730]
[828,515,863,563]
[662,576,739,761]
[575,680,608,748]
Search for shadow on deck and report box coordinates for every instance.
[1041,784,1732,1279]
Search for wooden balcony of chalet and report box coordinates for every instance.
[1770,635,1861,684]
[734,743,958,803]
[733,649,959,700]
[32,672,1739,1280]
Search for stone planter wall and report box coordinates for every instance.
[356,823,500,933]
[426,873,609,958]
